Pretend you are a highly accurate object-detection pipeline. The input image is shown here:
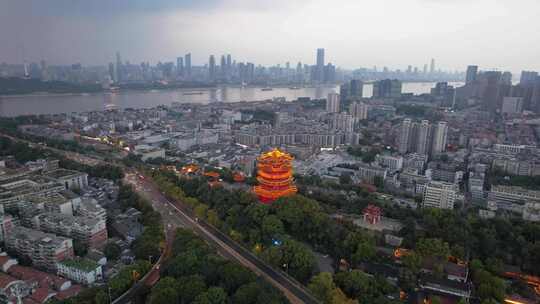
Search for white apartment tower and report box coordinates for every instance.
[415,120,432,155]
[431,121,448,156]
[423,181,457,209]
[398,118,413,154]
[326,93,340,113]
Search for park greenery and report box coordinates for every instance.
[489,168,540,190]
[240,109,276,123]
[149,228,288,304]
[149,169,404,303]
[308,270,399,304]
[395,104,429,117]
[346,146,380,163]
[295,170,540,280]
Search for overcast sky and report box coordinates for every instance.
[1,0,539,73]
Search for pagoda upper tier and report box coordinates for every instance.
[253,148,297,203]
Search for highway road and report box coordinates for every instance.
[125,172,321,304]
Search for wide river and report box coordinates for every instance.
[0,82,463,117]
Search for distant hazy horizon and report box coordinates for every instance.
[1,0,539,74]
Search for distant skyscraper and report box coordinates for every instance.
[226,54,232,78]
[185,53,192,78]
[324,63,335,83]
[108,63,115,82]
[115,51,122,83]
[530,84,540,114]
[23,61,29,78]
[465,65,478,84]
[501,71,512,85]
[520,71,538,86]
[176,57,184,77]
[246,62,255,83]
[340,82,350,101]
[226,54,232,69]
[430,58,435,74]
[220,55,226,78]
[326,93,340,113]
[431,121,448,156]
[296,62,303,82]
[209,55,216,81]
[423,64,428,75]
[316,48,325,83]
[350,79,363,98]
[480,71,503,113]
[372,79,402,98]
[40,60,49,81]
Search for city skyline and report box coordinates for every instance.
[2,0,540,73]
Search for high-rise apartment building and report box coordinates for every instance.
[431,121,448,156]
[415,120,432,155]
[329,113,354,133]
[349,102,369,120]
[398,118,413,154]
[501,97,524,114]
[520,71,538,86]
[479,71,503,113]
[398,119,447,157]
[324,63,336,83]
[326,93,340,113]
[430,58,436,74]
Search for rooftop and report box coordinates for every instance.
[7,226,72,247]
[45,169,86,180]
[59,258,99,272]
[36,212,102,228]
[0,273,18,289]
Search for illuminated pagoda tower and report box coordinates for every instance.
[253,148,297,204]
